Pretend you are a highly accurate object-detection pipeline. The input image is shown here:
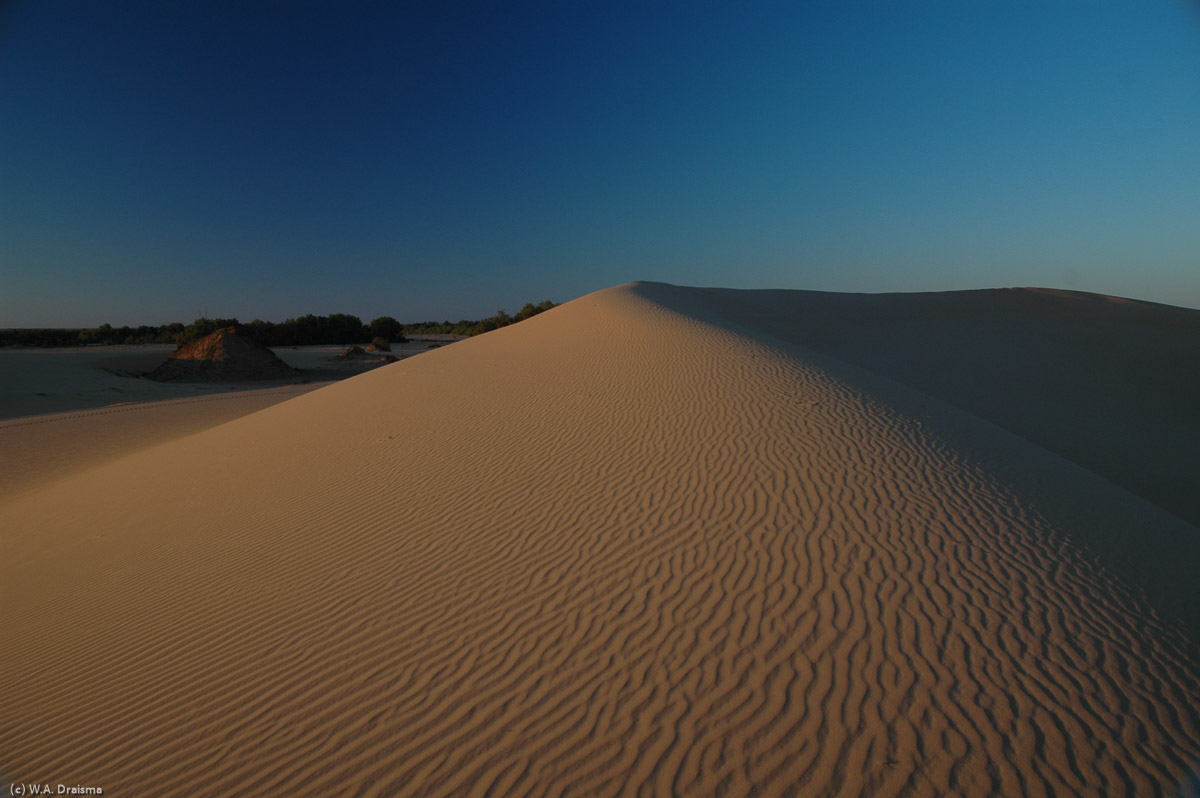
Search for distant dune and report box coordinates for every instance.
[1,282,1197,796]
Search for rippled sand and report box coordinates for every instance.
[2,282,1197,796]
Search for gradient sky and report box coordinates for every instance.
[2,1,1198,326]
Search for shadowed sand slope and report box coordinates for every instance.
[678,285,1200,529]
[2,283,1198,796]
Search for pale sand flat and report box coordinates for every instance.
[1,282,1197,796]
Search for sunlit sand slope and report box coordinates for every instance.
[0,384,324,500]
[2,282,1197,797]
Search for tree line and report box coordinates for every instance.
[0,300,559,348]
[400,301,557,337]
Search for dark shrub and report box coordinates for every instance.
[369,316,405,343]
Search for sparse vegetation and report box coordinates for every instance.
[402,300,558,337]
[0,324,183,348]
[2,299,560,348]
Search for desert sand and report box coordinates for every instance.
[0,386,322,501]
[2,282,1198,796]
[0,338,449,422]
[0,338,454,497]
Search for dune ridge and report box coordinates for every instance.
[2,282,1197,796]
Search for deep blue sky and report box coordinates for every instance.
[2,1,1198,326]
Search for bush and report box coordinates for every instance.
[369,316,405,343]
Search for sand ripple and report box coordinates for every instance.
[2,283,1197,796]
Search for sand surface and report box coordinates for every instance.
[2,283,1198,796]
[0,340,458,497]
[0,339,449,422]
[682,286,1200,528]
[0,385,326,501]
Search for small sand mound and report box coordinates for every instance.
[150,328,295,382]
[336,346,396,363]
[366,338,391,352]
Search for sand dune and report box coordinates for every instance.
[680,285,1200,528]
[2,282,1198,796]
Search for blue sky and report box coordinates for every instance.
[2,1,1198,326]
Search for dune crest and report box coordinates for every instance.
[1,283,1197,796]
